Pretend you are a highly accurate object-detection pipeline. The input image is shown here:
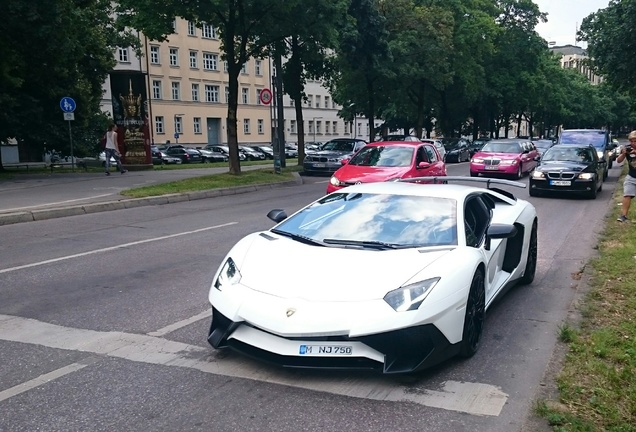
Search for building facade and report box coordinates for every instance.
[101,19,272,148]
[550,45,603,85]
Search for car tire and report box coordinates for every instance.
[529,188,541,197]
[608,160,613,169]
[470,171,478,177]
[515,164,523,180]
[603,167,608,180]
[459,269,486,358]
[519,220,538,285]
[588,180,598,199]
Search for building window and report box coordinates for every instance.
[169,48,179,66]
[344,123,349,135]
[241,88,249,104]
[316,121,322,134]
[171,82,180,100]
[332,122,337,134]
[152,80,162,99]
[223,61,228,72]
[289,98,294,106]
[257,119,264,134]
[201,23,213,39]
[118,47,129,63]
[191,83,199,101]
[189,51,198,68]
[357,122,362,136]
[203,53,218,70]
[325,96,330,108]
[205,84,219,103]
[241,62,248,74]
[243,119,251,134]
[308,121,314,134]
[315,95,321,108]
[225,86,229,103]
[175,116,182,134]
[171,19,177,33]
[155,116,164,134]
[324,121,329,135]
[256,89,262,105]
[307,95,313,107]
[188,21,197,36]
[290,120,297,134]
[193,117,201,134]
[150,46,160,64]
[255,60,262,75]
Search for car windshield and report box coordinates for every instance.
[560,131,606,149]
[542,147,594,163]
[442,139,461,149]
[348,146,413,167]
[273,192,458,248]
[480,142,522,153]
[322,140,357,152]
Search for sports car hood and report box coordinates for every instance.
[333,164,409,183]
[536,161,589,172]
[236,233,452,302]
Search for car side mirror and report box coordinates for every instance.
[534,155,541,162]
[417,162,431,169]
[599,159,607,165]
[340,159,349,165]
[267,209,288,223]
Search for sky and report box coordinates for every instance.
[533,0,610,47]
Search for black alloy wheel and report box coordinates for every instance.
[519,220,538,285]
[459,270,486,358]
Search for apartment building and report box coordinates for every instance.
[282,79,377,144]
[101,19,272,149]
[550,44,603,85]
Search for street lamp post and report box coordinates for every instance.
[174,113,184,145]
[312,116,323,144]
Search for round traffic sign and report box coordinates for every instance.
[260,88,273,105]
[60,97,76,113]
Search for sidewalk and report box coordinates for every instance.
[0,166,302,226]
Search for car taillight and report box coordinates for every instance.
[184,154,190,159]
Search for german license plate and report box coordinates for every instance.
[550,180,571,186]
[299,344,353,355]
[485,166,499,170]
[312,163,325,168]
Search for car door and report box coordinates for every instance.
[422,144,446,176]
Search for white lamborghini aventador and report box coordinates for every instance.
[207,177,538,374]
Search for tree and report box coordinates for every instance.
[0,0,134,170]
[117,0,290,175]
[578,0,636,95]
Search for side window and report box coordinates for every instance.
[416,146,429,164]
[424,145,437,162]
[464,196,491,248]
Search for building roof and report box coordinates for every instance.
[550,45,587,56]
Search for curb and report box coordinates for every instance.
[0,174,303,227]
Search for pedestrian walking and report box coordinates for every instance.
[616,130,636,222]
[104,124,127,175]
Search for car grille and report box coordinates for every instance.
[546,172,576,180]
[484,158,501,166]
[306,156,328,163]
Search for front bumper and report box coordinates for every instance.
[207,308,458,374]
[529,177,596,194]
[303,161,342,174]
[470,163,518,175]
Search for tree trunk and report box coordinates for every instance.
[516,113,522,137]
[366,74,375,142]
[294,95,305,165]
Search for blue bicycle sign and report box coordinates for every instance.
[60,97,76,113]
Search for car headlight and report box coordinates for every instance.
[383,277,440,312]
[330,176,343,186]
[578,173,594,180]
[327,157,340,162]
[214,257,241,291]
[500,159,518,166]
[597,151,604,159]
[531,170,545,179]
[471,158,484,163]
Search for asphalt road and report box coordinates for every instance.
[0,161,622,431]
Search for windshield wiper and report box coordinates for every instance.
[271,229,326,246]
[322,239,408,250]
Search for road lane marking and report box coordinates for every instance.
[147,309,211,337]
[0,357,100,403]
[0,314,508,415]
[0,222,237,275]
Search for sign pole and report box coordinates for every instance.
[68,120,74,172]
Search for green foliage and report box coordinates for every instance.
[0,0,137,164]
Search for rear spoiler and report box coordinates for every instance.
[396,176,526,200]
